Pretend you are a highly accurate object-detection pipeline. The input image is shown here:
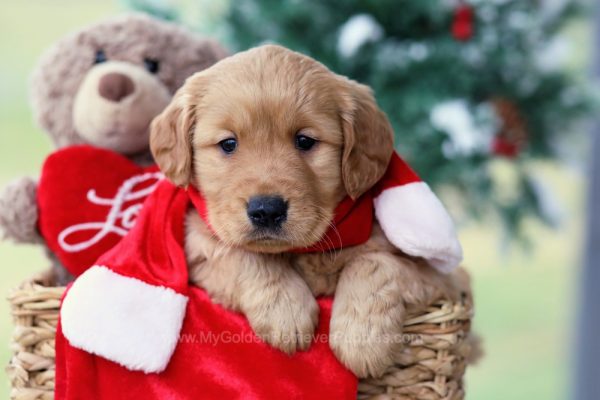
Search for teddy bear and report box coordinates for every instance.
[0,13,227,284]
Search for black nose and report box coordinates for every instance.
[247,196,288,229]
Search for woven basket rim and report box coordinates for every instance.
[7,269,474,400]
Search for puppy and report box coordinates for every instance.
[150,45,459,378]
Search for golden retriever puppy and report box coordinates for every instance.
[150,44,459,378]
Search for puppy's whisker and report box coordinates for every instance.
[312,205,343,263]
[206,228,222,242]
[288,208,338,263]
[207,221,244,249]
[206,223,227,243]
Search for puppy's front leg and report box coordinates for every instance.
[237,254,319,354]
[329,252,407,378]
[187,219,318,354]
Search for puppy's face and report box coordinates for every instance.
[151,45,393,253]
[189,71,345,252]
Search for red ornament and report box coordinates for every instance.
[491,136,520,158]
[490,98,528,159]
[452,4,474,41]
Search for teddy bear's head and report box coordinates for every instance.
[30,13,227,155]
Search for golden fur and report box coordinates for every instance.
[151,45,462,378]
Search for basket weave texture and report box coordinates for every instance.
[6,270,474,400]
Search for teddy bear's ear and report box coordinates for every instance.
[150,87,197,187]
[198,39,229,63]
[170,38,229,92]
[338,78,394,200]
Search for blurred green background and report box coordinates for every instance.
[0,1,590,399]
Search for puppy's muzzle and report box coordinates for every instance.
[247,196,288,230]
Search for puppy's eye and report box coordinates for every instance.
[219,138,237,154]
[295,134,317,151]
[144,58,160,74]
[94,49,107,64]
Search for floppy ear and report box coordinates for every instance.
[150,87,196,187]
[339,79,394,200]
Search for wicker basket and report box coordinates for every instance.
[6,270,475,400]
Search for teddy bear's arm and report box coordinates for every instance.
[0,177,43,244]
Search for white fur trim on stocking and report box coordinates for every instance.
[60,265,188,373]
[374,182,463,273]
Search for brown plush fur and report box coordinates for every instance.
[151,45,462,378]
[0,14,226,284]
[0,177,42,243]
[31,13,227,150]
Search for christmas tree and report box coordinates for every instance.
[128,0,593,239]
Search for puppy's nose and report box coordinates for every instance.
[98,72,135,102]
[247,196,288,229]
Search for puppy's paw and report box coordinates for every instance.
[329,312,402,378]
[247,288,319,354]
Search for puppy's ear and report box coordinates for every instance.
[339,79,394,200]
[150,87,196,187]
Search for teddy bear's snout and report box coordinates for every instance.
[98,72,135,102]
[72,60,172,154]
